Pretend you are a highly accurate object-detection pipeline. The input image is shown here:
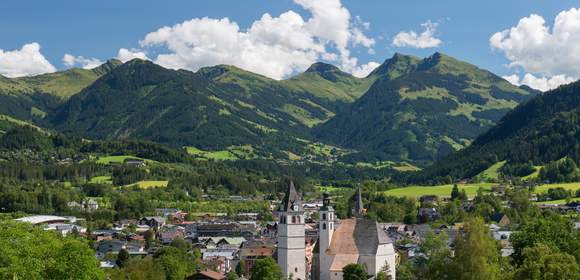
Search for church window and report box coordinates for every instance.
[322,213,326,220]
[297,216,301,223]
[295,268,298,273]
[292,216,296,224]
[322,223,326,230]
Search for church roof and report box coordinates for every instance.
[279,181,303,212]
[326,218,392,271]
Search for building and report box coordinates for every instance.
[277,181,306,280]
[186,269,226,280]
[276,186,397,280]
[317,191,397,280]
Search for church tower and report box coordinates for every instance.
[354,187,364,217]
[318,192,335,280]
[277,181,306,280]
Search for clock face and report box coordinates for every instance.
[293,205,299,211]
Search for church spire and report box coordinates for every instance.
[279,180,303,212]
[354,187,364,216]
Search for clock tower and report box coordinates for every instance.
[277,181,306,280]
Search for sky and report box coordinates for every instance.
[1,0,579,91]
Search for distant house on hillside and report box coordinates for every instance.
[417,208,440,223]
[490,213,510,227]
[138,216,166,230]
[419,195,439,206]
[123,158,146,168]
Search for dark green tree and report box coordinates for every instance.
[342,263,367,280]
[249,257,282,280]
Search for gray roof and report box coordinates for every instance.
[279,181,303,212]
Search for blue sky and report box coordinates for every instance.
[1,0,579,90]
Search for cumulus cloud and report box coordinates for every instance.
[63,54,103,69]
[117,48,149,62]
[392,20,442,49]
[491,8,580,90]
[503,73,575,91]
[0,43,56,77]
[136,0,377,79]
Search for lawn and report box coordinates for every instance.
[96,155,148,164]
[534,197,580,205]
[474,161,506,181]
[89,175,112,184]
[383,183,495,198]
[185,146,240,160]
[126,180,169,189]
[533,182,580,194]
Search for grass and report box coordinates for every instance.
[89,176,112,184]
[185,146,256,161]
[383,183,495,198]
[126,180,169,189]
[474,161,506,181]
[533,182,580,194]
[95,155,154,164]
[534,197,580,205]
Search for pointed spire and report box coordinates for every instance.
[354,187,364,216]
[279,181,303,212]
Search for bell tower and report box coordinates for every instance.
[277,181,306,280]
[318,192,335,280]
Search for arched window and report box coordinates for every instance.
[297,216,301,224]
[283,216,286,224]
[292,216,296,224]
[322,223,326,230]
[322,213,327,220]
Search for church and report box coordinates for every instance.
[277,182,397,280]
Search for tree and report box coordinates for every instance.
[514,243,578,280]
[0,221,104,280]
[342,263,367,280]
[510,214,580,264]
[449,217,501,280]
[450,184,460,200]
[236,259,246,277]
[250,257,283,280]
[226,271,238,280]
[116,249,130,268]
[419,230,451,279]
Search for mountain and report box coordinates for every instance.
[0,59,121,120]
[314,52,536,165]
[50,59,367,158]
[403,80,580,184]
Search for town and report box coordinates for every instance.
[8,178,580,279]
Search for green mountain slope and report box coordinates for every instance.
[0,60,122,120]
[314,52,536,165]
[50,59,364,158]
[404,80,580,184]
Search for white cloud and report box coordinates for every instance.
[117,48,149,62]
[136,0,377,79]
[0,43,56,77]
[392,20,442,49]
[62,54,103,69]
[350,61,380,78]
[503,73,575,91]
[491,8,580,90]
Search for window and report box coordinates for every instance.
[330,223,333,230]
[292,216,296,224]
[297,216,301,224]
[322,223,326,230]
[322,213,326,220]
[295,268,298,273]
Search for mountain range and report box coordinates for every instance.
[0,53,539,165]
[405,79,580,184]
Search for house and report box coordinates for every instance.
[490,213,510,227]
[159,227,185,244]
[239,239,275,276]
[138,216,166,230]
[186,269,225,280]
[417,207,440,223]
[419,195,439,206]
[123,158,146,168]
[83,198,99,211]
[156,208,185,220]
[95,240,145,259]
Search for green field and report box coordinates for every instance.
[185,146,246,161]
[534,197,580,205]
[474,161,505,181]
[533,182,580,194]
[96,155,150,164]
[89,175,112,184]
[383,183,495,198]
[126,180,169,189]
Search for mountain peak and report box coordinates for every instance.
[91,59,123,76]
[303,62,353,82]
[368,53,421,79]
